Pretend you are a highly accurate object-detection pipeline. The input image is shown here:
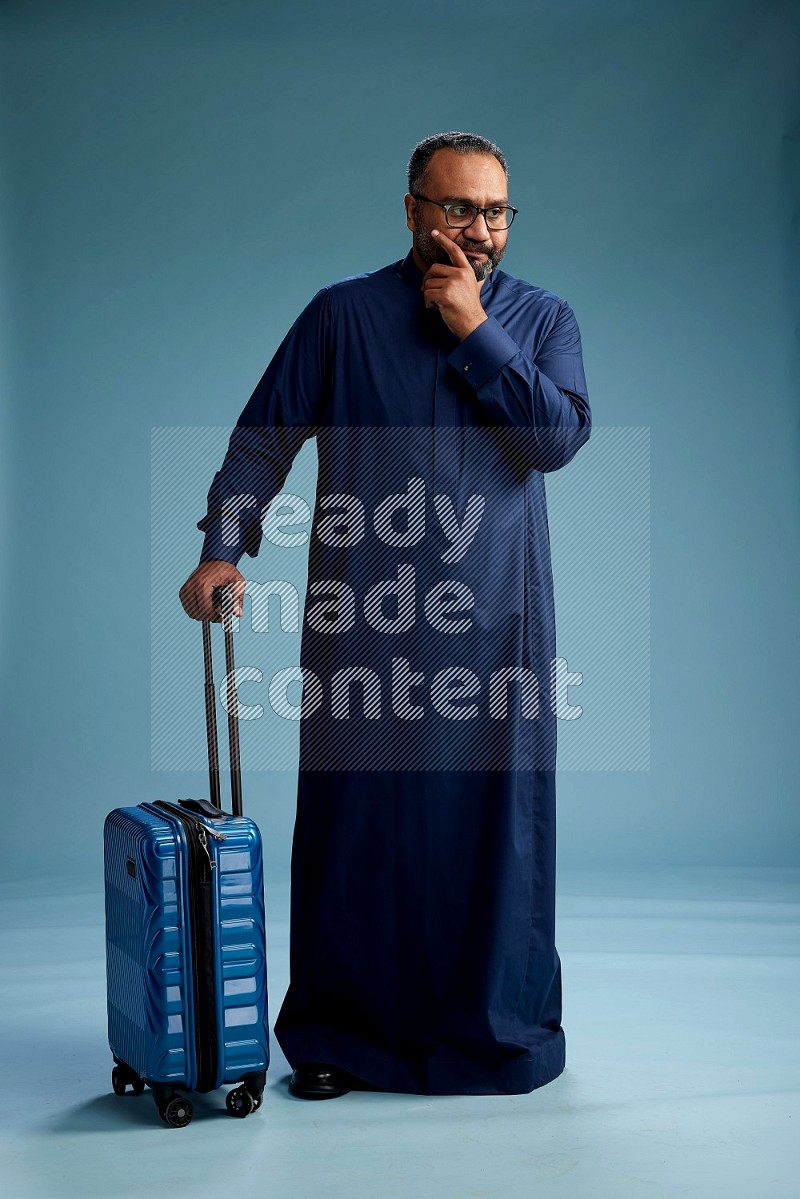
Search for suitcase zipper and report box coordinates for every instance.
[150,801,226,1094]
[198,824,226,870]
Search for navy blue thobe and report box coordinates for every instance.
[197,249,591,1094]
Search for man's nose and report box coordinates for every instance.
[464,211,490,239]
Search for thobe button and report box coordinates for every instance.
[463,363,472,371]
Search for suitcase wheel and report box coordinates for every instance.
[226,1086,255,1118]
[111,1064,146,1097]
[160,1094,194,1128]
[242,1071,266,1111]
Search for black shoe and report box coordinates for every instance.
[288,1062,352,1100]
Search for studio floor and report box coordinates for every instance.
[1,864,797,1199]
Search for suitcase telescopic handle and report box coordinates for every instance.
[200,584,243,818]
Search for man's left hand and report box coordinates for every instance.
[422,229,489,341]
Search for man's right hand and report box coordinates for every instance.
[179,560,246,622]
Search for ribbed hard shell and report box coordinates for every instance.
[208,810,270,1084]
[104,803,269,1092]
[104,806,195,1087]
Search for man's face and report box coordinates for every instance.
[405,149,510,282]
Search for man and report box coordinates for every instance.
[179,131,591,1099]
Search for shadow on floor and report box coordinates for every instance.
[48,1088,240,1133]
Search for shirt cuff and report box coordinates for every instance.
[198,528,246,566]
[447,315,523,391]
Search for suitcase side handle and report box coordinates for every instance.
[201,584,243,818]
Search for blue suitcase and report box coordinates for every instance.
[104,587,269,1126]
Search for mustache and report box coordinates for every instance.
[459,237,493,252]
[436,241,494,259]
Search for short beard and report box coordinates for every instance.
[414,225,504,282]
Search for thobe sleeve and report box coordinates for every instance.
[196,287,332,564]
[447,300,591,473]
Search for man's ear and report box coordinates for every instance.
[404,193,417,232]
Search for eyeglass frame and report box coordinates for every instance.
[410,192,518,230]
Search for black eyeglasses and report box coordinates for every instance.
[411,193,518,231]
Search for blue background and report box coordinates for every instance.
[2,0,798,883]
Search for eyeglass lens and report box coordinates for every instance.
[447,205,514,230]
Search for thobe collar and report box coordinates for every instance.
[397,247,499,300]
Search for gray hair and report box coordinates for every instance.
[407,131,508,195]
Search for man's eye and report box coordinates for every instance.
[488,208,503,218]
[449,205,470,217]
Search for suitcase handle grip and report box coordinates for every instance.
[201,584,243,817]
[179,798,230,820]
